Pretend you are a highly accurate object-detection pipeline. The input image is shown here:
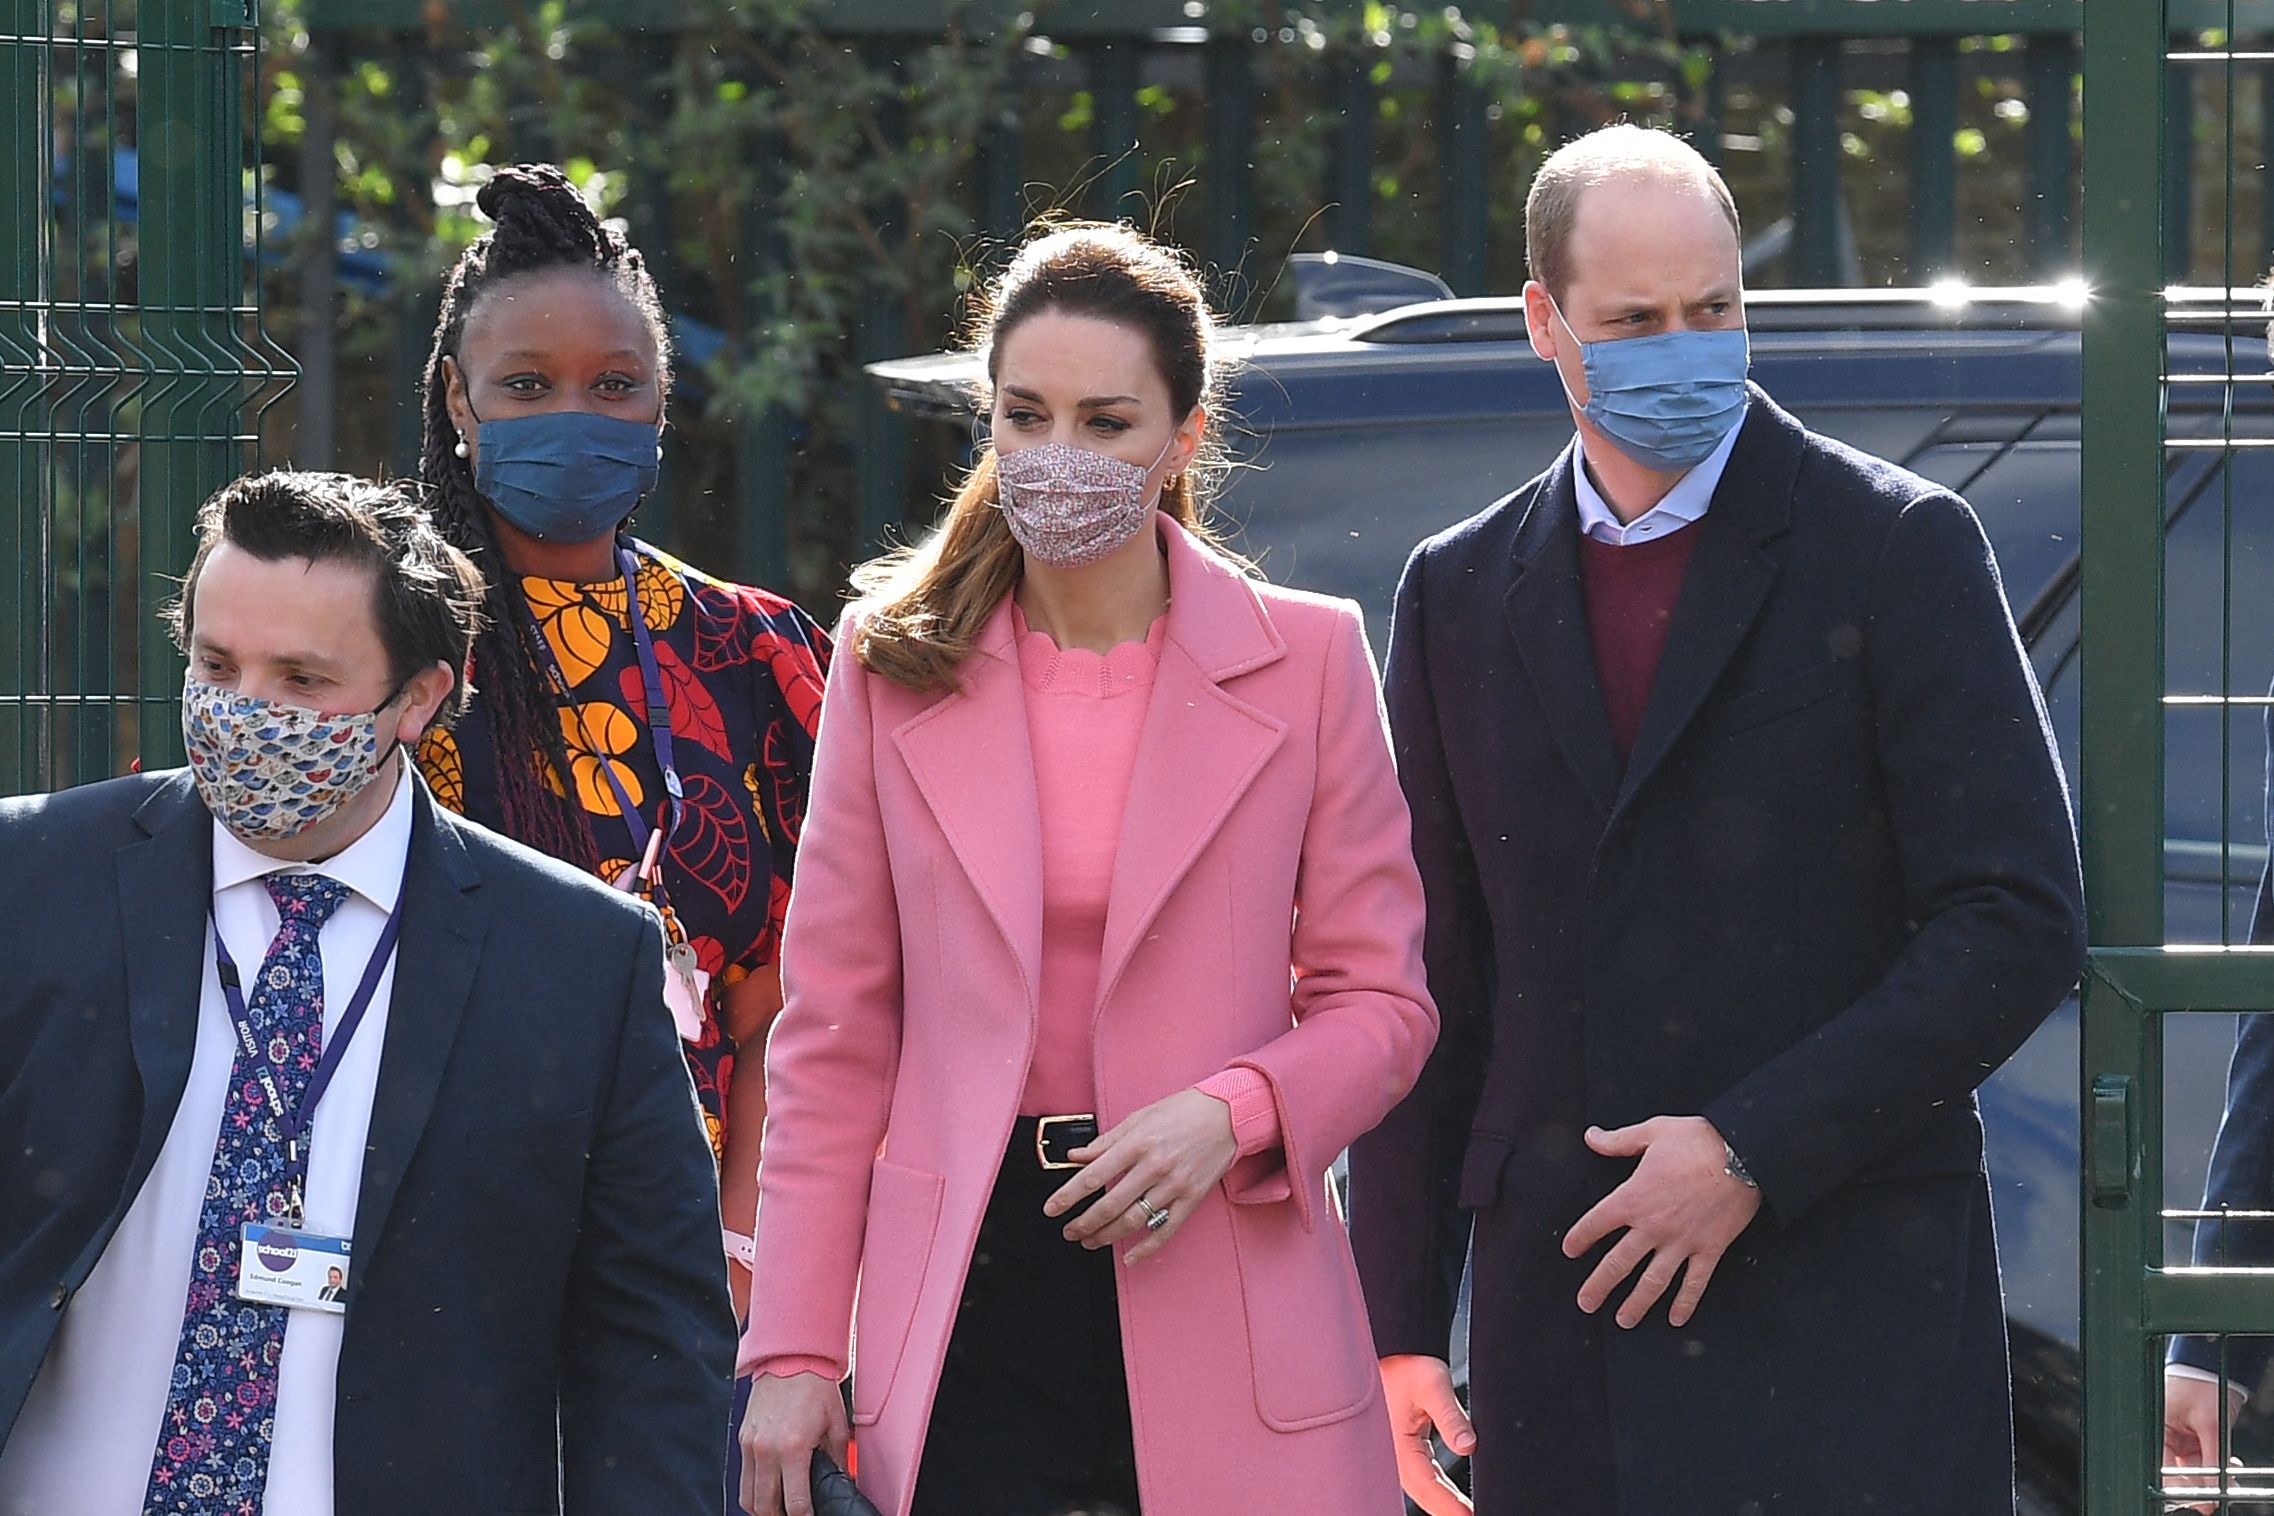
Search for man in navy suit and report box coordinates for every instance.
[1345,125,2086,1514]
[0,471,732,1516]
[2166,689,2274,1497]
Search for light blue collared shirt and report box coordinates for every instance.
[1571,418,1744,547]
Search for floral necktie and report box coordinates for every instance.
[144,872,351,1516]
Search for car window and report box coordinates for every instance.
[1216,414,1577,650]
[2160,446,2274,940]
[1899,436,2081,618]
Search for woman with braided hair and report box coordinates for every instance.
[410,165,829,1449]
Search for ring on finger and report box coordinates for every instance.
[1136,1194,1171,1232]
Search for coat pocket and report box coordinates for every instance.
[1226,1197,1377,1431]
[1707,658,1855,737]
[849,1155,946,1427]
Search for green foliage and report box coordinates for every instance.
[252,2,1715,604]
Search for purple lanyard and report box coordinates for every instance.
[527,545,685,860]
[212,896,404,1229]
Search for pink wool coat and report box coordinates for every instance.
[741,517,1437,1515]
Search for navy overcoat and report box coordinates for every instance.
[1347,388,2087,1514]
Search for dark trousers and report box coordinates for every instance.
[909,1120,1142,1516]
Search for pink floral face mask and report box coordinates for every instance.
[992,433,1176,568]
[182,675,400,843]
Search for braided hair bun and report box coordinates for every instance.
[476,163,619,273]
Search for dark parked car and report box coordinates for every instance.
[869,279,2274,1514]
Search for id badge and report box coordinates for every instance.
[237,1223,352,1314]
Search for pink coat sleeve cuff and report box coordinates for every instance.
[1197,1067,1283,1157]
[749,1353,845,1383]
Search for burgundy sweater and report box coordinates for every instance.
[1577,525,1702,765]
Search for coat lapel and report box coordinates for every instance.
[1612,390,1801,813]
[1502,447,1622,817]
[116,773,216,1195]
[890,603,1046,1014]
[1094,520,1288,1017]
[351,779,486,1262]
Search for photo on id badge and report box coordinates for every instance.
[238,1223,352,1314]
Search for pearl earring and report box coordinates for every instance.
[454,434,469,459]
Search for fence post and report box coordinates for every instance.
[1204,30,1257,309]
[738,132,792,595]
[1088,39,1141,217]
[137,0,248,771]
[1329,43,1374,255]
[296,30,338,469]
[852,45,908,565]
[1907,36,1958,281]
[0,2,42,792]
[2077,2,2169,1510]
[1789,36,1843,287]
[978,53,1025,247]
[1697,41,1726,168]
[2025,33,2078,277]
[2166,40,2196,281]
[1438,48,1489,297]
[613,41,678,552]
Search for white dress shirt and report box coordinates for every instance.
[0,763,412,1516]
[1571,419,1743,547]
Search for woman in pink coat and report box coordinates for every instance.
[736,223,1436,1516]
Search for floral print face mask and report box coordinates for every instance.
[992,433,1176,568]
[182,675,401,843]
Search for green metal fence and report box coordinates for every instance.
[0,0,292,798]
[2080,3,2274,1511]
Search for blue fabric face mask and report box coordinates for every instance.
[1547,296,1751,472]
[472,409,663,543]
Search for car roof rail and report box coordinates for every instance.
[1345,285,2099,343]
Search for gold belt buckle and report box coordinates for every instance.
[1034,1113,1096,1172]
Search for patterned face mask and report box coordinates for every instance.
[992,432,1177,568]
[182,675,402,843]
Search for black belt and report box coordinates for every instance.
[1022,1113,1098,1171]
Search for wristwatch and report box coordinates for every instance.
[1722,1140,1760,1190]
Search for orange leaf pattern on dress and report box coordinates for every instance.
[417,728,466,813]
[522,575,616,688]
[634,555,685,630]
[621,640,733,763]
[444,542,828,1176]
[545,702,645,816]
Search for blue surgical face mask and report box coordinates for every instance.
[1546,295,1751,472]
[472,409,663,543]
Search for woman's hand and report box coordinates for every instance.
[736,1370,849,1516]
[1044,1087,1241,1262]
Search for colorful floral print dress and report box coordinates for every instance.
[418,538,829,1163]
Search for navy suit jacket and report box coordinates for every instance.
[2175,699,2274,1388]
[0,769,734,1516]
[1345,390,2086,1513]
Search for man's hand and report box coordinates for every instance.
[1379,1355,1475,1516]
[2164,1368,2246,1513]
[1562,1116,1763,1329]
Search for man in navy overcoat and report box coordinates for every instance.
[1346,125,2086,1515]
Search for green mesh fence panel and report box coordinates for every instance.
[0,0,292,796]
